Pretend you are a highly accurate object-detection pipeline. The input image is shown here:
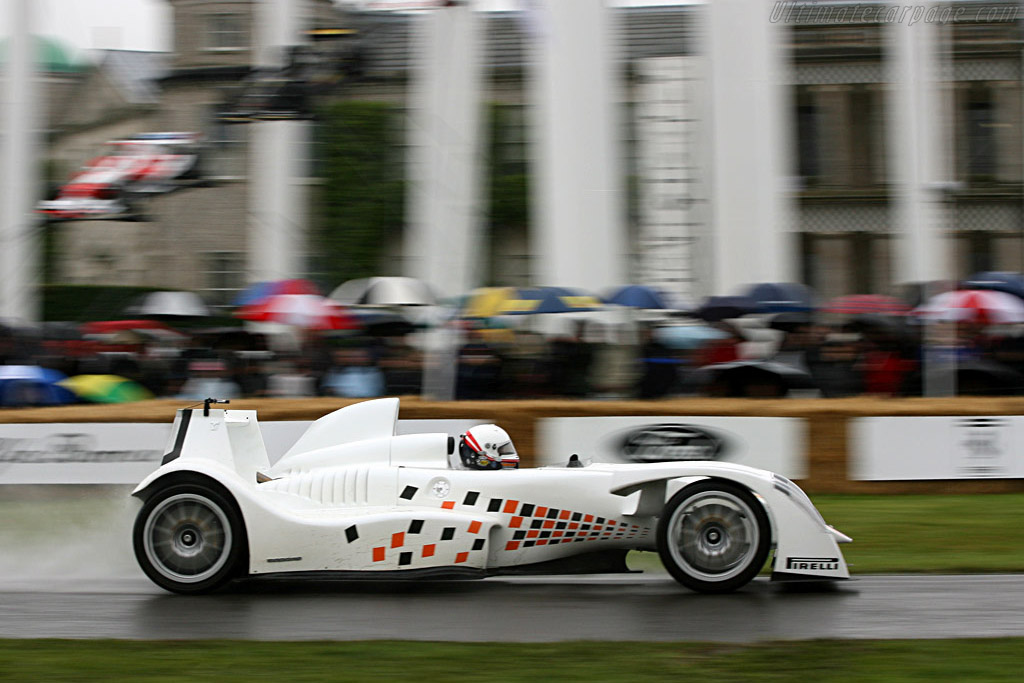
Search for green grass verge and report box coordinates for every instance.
[811,493,1024,574]
[0,639,1022,682]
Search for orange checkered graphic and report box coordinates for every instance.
[468,520,482,534]
[422,544,436,558]
[391,532,405,549]
[441,500,455,509]
[455,552,469,563]
[503,500,519,513]
[372,547,385,562]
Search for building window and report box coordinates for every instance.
[966,88,996,181]
[203,251,246,308]
[206,110,248,179]
[795,90,820,186]
[207,13,246,51]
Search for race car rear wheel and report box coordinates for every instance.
[657,480,770,593]
[134,482,246,594]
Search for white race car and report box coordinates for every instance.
[38,132,205,221]
[131,398,851,594]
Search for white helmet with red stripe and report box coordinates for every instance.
[459,424,519,470]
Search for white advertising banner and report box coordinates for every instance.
[851,416,1024,480]
[0,419,484,485]
[537,416,806,479]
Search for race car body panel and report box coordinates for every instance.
[131,399,850,592]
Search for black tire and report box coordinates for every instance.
[133,481,247,594]
[657,480,771,594]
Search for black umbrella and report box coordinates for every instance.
[694,360,815,398]
[695,295,759,322]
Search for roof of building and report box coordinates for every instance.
[96,50,170,104]
[0,35,86,73]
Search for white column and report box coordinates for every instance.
[634,56,705,302]
[886,19,951,284]
[704,0,793,294]
[886,19,953,397]
[530,0,625,291]
[248,0,309,282]
[0,0,40,322]
[405,3,484,298]
[249,120,310,281]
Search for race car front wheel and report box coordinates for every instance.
[657,480,770,594]
[133,482,246,594]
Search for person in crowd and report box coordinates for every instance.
[455,326,503,400]
[547,320,593,397]
[811,332,863,398]
[380,343,423,396]
[588,323,640,399]
[176,359,242,400]
[321,346,386,398]
[267,355,318,397]
[636,325,680,398]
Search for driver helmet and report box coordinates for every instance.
[459,424,519,470]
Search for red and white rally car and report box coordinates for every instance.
[38,132,204,221]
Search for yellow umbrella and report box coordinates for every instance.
[58,374,153,403]
[461,287,517,318]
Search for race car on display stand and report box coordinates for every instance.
[131,398,851,594]
[37,132,206,221]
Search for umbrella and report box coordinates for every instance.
[59,374,153,403]
[913,289,1024,325]
[352,309,417,337]
[233,279,321,307]
[462,286,602,318]
[768,311,814,333]
[0,365,76,406]
[330,277,436,307]
[236,294,359,330]
[961,272,1024,301]
[694,295,759,322]
[603,285,687,311]
[743,282,817,313]
[694,360,814,398]
[124,291,211,318]
[823,294,910,316]
[653,324,729,350]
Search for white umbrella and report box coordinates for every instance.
[913,289,1024,324]
[330,277,436,307]
[124,291,210,317]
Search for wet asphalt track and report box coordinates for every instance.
[1,573,1023,642]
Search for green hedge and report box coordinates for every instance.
[41,284,166,322]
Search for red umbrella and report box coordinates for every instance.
[823,294,909,316]
[236,294,358,330]
[914,289,1024,325]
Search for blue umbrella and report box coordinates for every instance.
[0,366,77,406]
[962,272,1024,301]
[604,285,682,310]
[743,282,817,313]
